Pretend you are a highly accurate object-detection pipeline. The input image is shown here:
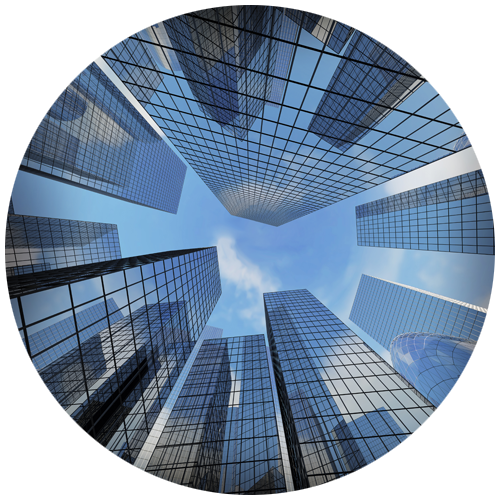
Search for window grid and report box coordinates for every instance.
[264,289,434,489]
[145,335,288,494]
[12,247,222,455]
[102,7,467,226]
[349,274,487,351]
[356,170,495,255]
[20,62,187,213]
[6,214,122,275]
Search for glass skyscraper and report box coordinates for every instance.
[349,274,487,351]
[264,289,434,489]
[20,62,187,213]
[9,246,221,450]
[164,6,278,141]
[5,212,121,276]
[307,30,423,152]
[282,9,353,53]
[355,169,495,255]
[137,332,294,494]
[101,6,468,226]
[349,275,500,408]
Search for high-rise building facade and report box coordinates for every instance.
[267,10,300,108]
[307,30,423,152]
[282,9,353,53]
[9,246,221,451]
[5,213,121,276]
[136,333,294,494]
[164,6,278,140]
[355,169,495,255]
[20,62,187,213]
[349,275,500,408]
[349,274,487,351]
[101,7,468,226]
[264,289,435,489]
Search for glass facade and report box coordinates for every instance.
[308,30,423,152]
[391,330,500,408]
[356,169,495,255]
[264,289,434,489]
[349,274,487,351]
[5,213,121,276]
[164,6,278,141]
[140,334,293,494]
[10,246,221,451]
[20,62,186,213]
[26,297,124,372]
[349,275,500,408]
[282,9,353,53]
[8,198,15,215]
[102,7,467,226]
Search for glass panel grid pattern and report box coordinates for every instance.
[6,214,121,276]
[264,289,434,489]
[25,298,124,371]
[20,62,187,213]
[356,169,495,255]
[102,7,467,226]
[390,332,476,407]
[133,325,223,471]
[11,247,221,454]
[349,274,487,350]
[145,335,289,494]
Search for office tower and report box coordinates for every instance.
[9,247,221,452]
[164,6,278,140]
[137,333,294,494]
[25,297,124,372]
[264,289,434,489]
[5,213,121,276]
[349,274,500,408]
[349,274,487,351]
[102,7,467,226]
[308,30,424,152]
[107,7,279,140]
[282,9,353,53]
[267,11,299,107]
[104,31,168,104]
[355,169,495,255]
[20,62,186,213]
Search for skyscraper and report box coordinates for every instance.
[355,169,495,255]
[20,62,187,213]
[102,7,467,226]
[9,246,222,450]
[267,10,300,107]
[164,6,278,140]
[349,274,487,351]
[307,30,423,152]
[137,333,294,494]
[264,289,434,489]
[349,275,500,408]
[5,212,121,276]
[282,9,353,53]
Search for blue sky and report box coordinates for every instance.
[12,145,493,364]
[24,23,487,364]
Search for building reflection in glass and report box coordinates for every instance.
[143,335,290,494]
[264,289,434,489]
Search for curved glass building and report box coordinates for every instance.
[391,333,500,408]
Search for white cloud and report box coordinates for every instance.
[215,235,281,329]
